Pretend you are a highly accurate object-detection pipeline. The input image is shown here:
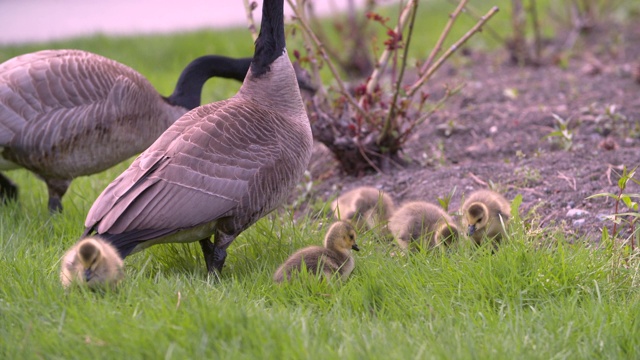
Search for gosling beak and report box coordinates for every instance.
[352,244,360,251]
[84,268,93,282]
[467,224,476,236]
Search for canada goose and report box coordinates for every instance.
[331,186,395,234]
[60,236,124,289]
[461,189,511,245]
[0,50,257,212]
[81,0,313,275]
[273,221,359,283]
[388,201,459,251]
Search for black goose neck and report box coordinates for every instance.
[250,0,286,78]
[166,55,252,110]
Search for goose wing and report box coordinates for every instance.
[85,98,280,245]
[0,50,158,150]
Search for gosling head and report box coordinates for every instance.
[60,236,124,290]
[77,238,103,283]
[434,221,459,247]
[325,221,360,253]
[465,202,490,237]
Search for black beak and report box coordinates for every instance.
[84,269,93,282]
[467,224,476,236]
[352,244,360,251]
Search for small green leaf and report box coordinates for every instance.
[586,193,619,200]
[511,194,523,220]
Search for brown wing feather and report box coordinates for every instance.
[0,50,168,176]
[85,98,282,239]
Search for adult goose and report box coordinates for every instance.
[81,0,313,275]
[0,49,253,212]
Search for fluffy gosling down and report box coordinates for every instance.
[331,186,396,234]
[60,237,124,289]
[274,221,359,283]
[388,201,459,251]
[461,189,511,245]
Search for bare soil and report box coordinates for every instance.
[304,22,640,242]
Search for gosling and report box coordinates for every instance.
[274,221,359,283]
[388,201,459,251]
[461,189,511,245]
[331,186,395,235]
[60,237,124,289]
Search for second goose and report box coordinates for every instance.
[0,50,252,212]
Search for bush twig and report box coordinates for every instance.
[287,0,368,119]
[243,0,259,41]
[364,0,417,97]
[380,0,419,144]
[420,0,468,76]
[408,6,500,97]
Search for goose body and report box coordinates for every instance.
[0,49,253,212]
[332,186,395,235]
[82,0,313,274]
[388,201,459,250]
[461,189,511,245]
[274,221,359,283]
[60,236,124,289]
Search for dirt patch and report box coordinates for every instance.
[303,22,640,242]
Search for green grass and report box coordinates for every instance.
[2,192,640,358]
[2,1,640,358]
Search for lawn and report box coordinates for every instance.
[2,1,640,358]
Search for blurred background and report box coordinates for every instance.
[0,0,371,45]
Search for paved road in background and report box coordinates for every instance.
[0,0,370,45]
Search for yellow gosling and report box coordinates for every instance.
[388,201,459,251]
[461,189,511,245]
[60,237,124,290]
[274,221,359,283]
[331,186,395,235]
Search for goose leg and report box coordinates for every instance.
[45,178,71,213]
[199,228,237,274]
[0,173,18,204]
[199,237,218,274]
